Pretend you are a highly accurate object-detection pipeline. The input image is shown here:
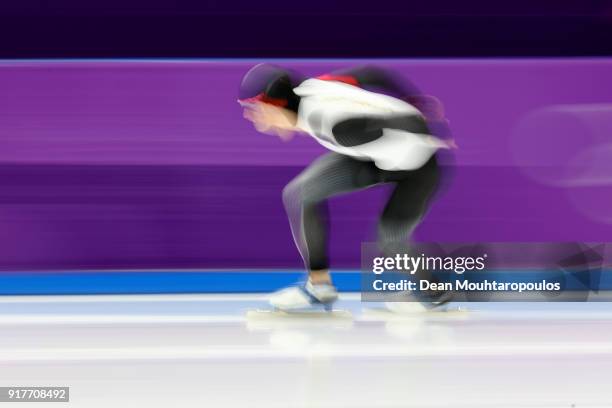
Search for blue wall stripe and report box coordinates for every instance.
[0,269,609,296]
[0,271,361,295]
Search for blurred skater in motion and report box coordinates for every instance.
[239,64,455,311]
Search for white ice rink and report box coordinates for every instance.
[1,294,612,407]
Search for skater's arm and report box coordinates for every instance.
[332,114,429,147]
[331,117,385,147]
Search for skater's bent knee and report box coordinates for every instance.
[282,178,324,207]
[282,180,302,206]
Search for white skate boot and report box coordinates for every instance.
[269,281,338,312]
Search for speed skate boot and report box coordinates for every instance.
[269,280,339,312]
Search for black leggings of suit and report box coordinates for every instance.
[282,152,440,271]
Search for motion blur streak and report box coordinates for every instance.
[1,59,612,271]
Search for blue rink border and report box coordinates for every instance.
[0,270,361,295]
[0,269,610,296]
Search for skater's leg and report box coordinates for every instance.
[272,153,380,311]
[377,156,444,309]
[378,156,453,307]
[378,156,440,253]
[282,152,380,282]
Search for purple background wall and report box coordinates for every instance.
[1,59,611,271]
